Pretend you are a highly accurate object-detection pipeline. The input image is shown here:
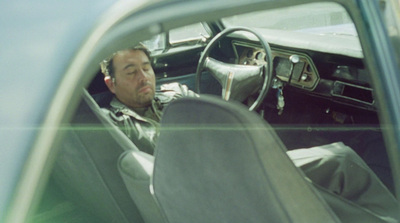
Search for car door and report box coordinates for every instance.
[357,0,400,198]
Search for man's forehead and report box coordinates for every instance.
[114,49,149,64]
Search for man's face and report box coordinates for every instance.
[108,49,156,108]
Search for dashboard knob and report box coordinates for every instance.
[290,55,300,64]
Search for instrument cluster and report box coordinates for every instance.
[232,41,320,91]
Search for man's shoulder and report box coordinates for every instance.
[156,82,197,103]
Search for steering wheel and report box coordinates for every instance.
[195,27,273,111]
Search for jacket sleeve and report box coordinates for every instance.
[158,82,198,100]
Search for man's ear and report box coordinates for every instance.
[104,76,116,94]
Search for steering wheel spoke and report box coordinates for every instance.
[204,57,264,101]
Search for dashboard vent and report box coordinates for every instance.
[331,81,374,105]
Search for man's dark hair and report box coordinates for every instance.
[100,43,152,79]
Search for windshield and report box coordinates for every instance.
[222,2,362,58]
[222,2,356,37]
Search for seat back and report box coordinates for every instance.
[118,150,165,223]
[152,95,340,223]
[52,90,144,223]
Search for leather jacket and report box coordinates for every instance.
[105,82,197,154]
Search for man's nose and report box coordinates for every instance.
[136,69,148,82]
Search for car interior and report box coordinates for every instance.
[29,1,396,223]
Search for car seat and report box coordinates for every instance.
[52,89,145,223]
[151,95,340,223]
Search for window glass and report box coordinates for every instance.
[221,2,362,59]
[142,33,166,51]
[169,23,210,43]
[381,0,400,64]
[222,3,355,36]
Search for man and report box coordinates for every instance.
[100,45,196,154]
[100,44,398,222]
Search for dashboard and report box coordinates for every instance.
[231,41,375,111]
[233,41,319,91]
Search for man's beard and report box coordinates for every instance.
[135,85,155,107]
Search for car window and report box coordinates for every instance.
[222,2,353,34]
[142,22,210,54]
[142,33,166,51]
[169,23,210,44]
[22,1,400,222]
[381,0,400,64]
[222,2,362,60]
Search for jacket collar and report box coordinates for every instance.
[109,97,161,122]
